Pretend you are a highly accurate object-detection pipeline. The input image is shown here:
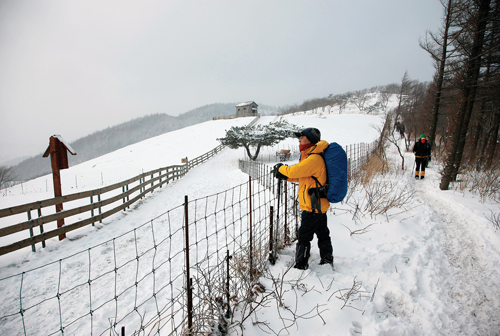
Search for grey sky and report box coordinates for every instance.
[0,0,443,163]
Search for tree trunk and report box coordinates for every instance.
[440,0,491,190]
[485,108,500,168]
[428,0,453,150]
[244,144,263,161]
[449,0,491,181]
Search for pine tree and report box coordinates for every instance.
[218,121,301,161]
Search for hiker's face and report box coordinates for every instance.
[421,138,426,143]
[299,135,311,145]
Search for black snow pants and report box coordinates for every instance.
[415,157,428,177]
[295,211,333,268]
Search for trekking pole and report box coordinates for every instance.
[269,206,275,264]
[275,178,281,257]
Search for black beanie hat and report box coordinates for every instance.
[294,128,321,144]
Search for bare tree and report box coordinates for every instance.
[420,0,457,150]
[351,90,369,112]
[0,165,16,190]
[394,71,414,124]
[378,91,391,110]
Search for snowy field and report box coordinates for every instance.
[1,107,500,335]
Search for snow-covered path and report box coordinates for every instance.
[414,167,500,335]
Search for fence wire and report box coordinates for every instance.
[0,177,297,335]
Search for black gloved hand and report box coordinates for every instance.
[272,163,287,180]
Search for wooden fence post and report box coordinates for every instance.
[27,211,35,252]
[37,205,45,248]
[90,195,95,226]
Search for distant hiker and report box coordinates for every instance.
[413,134,431,179]
[399,124,405,139]
[272,127,334,270]
[395,121,405,139]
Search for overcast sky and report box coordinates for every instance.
[0,0,443,163]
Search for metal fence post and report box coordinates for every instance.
[225,250,232,318]
[248,176,254,280]
[184,195,193,334]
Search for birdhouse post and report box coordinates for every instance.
[43,135,77,240]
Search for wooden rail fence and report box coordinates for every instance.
[0,144,225,256]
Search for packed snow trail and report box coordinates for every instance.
[413,165,500,335]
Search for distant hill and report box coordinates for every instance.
[12,102,278,181]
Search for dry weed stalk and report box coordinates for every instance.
[328,276,371,310]
[243,263,337,335]
[371,278,380,303]
[345,176,414,221]
[486,211,500,230]
[341,223,377,236]
[363,180,414,217]
[342,145,416,223]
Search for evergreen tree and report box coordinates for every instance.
[218,121,301,161]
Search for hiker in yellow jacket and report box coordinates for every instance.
[273,128,334,270]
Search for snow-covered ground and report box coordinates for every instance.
[1,107,500,335]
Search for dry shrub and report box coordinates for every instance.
[360,153,386,185]
[431,136,448,166]
[455,166,500,203]
[343,151,414,223]
[487,211,500,230]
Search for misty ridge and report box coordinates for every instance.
[9,83,405,182]
[10,102,279,181]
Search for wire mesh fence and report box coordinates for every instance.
[240,140,378,182]
[0,177,298,335]
[241,141,377,176]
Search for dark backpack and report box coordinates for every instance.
[311,142,348,204]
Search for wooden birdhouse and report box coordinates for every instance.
[43,135,77,240]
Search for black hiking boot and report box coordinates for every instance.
[320,256,334,265]
[420,176,425,179]
[293,263,308,270]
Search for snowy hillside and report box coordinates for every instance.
[1,107,500,335]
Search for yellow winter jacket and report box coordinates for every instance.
[278,140,330,213]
